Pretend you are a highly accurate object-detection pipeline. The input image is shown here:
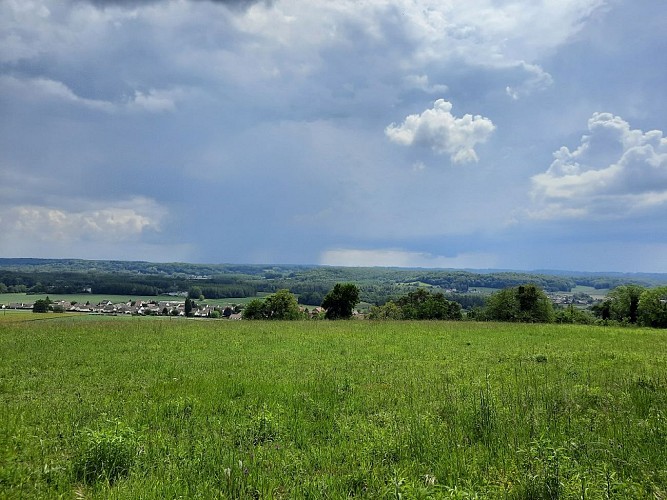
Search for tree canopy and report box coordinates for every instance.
[32,298,51,313]
[242,289,302,320]
[485,284,554,323]
[605,284,644,324]
[369,288,462,320]
[184,298,194,317]
[638,286,667,328]
[321,283,360,320]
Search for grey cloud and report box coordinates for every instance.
[2,0,667,271]
[529,113,667,220]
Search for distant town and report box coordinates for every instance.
[1,298,243,319]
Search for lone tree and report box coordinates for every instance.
[606,284,644,324]
[638,286,667,328]
[263,289,302,320]
[242,290,302,320]
[32,298,51,313]
[395,288,462,320]
[485,284,554,323]
[242,298,265,320]
[321,283,360,320]
[370,288,462,320]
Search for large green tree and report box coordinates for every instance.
[184,298,194,317]
[604,284,645,324]
[242,290,302,320]
[263,289,302,320]
[368,301,403,320]
[485,284,554,323]
[638,286,667,328]
[370,288,462,320]
[395,288,462,320]
[241,298,266,320]
[32,298,51,313]
[322,283,360,320]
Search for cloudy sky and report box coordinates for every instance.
[1,0,666,272]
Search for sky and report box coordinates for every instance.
[1,0,666,272]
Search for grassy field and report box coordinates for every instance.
[1,319,666,499]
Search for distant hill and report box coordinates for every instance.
[1,258,666,306]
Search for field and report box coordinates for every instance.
[1,319,666,499]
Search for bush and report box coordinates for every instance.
[368,289,462,320]
[554,305,595,324]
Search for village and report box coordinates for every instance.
[0,298,244,319]
[0,296,338,319]
[1,289,595,318]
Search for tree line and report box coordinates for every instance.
[4,259,667,328]
[26,278,667,329]
[242,284,361,320]
[239,282,667,328]
[590,284,667,328]
[4,260,667,312]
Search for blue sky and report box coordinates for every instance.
[1,0,666,272]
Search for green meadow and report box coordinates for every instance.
[1,319,666,498]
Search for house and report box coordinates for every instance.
[9,303,33,310]
[102,303,117,313]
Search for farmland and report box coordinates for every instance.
[2,318,667,498]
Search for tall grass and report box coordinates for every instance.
[1,319,666,498]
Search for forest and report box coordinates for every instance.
[2,258,665,307]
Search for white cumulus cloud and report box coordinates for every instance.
[0,197,167,243]
[530,112,667,219]
[385,99,495,163]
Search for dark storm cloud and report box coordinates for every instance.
[2,0,667,270]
